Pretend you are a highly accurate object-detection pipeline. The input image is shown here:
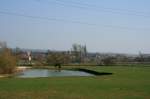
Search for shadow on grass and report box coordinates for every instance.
[76,68,113,76]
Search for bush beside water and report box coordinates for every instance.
[0,48,16,74]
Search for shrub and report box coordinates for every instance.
[0,48,16,74]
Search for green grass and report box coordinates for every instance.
[0,66,150,99]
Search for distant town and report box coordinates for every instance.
[1,41,150,67]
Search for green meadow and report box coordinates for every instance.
[0,66,150,99]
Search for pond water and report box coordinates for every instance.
[16,69,94,78]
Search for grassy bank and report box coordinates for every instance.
[0,66,150,99]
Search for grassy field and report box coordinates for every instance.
[0,66,150,99]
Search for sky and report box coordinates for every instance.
[0,0,150,54]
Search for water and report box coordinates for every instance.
[16,69,94,78]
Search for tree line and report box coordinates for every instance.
[1,42,150,74]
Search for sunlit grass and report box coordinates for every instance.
[0,66,150,99]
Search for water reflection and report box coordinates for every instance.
[16,69,94,78]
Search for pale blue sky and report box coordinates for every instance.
[0,0,150,54]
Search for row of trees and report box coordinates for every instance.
[46,44,88,67]
[1,41,150,74]
[95,53,150,66]
[16,44,150,67]
[14,44,88,67]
